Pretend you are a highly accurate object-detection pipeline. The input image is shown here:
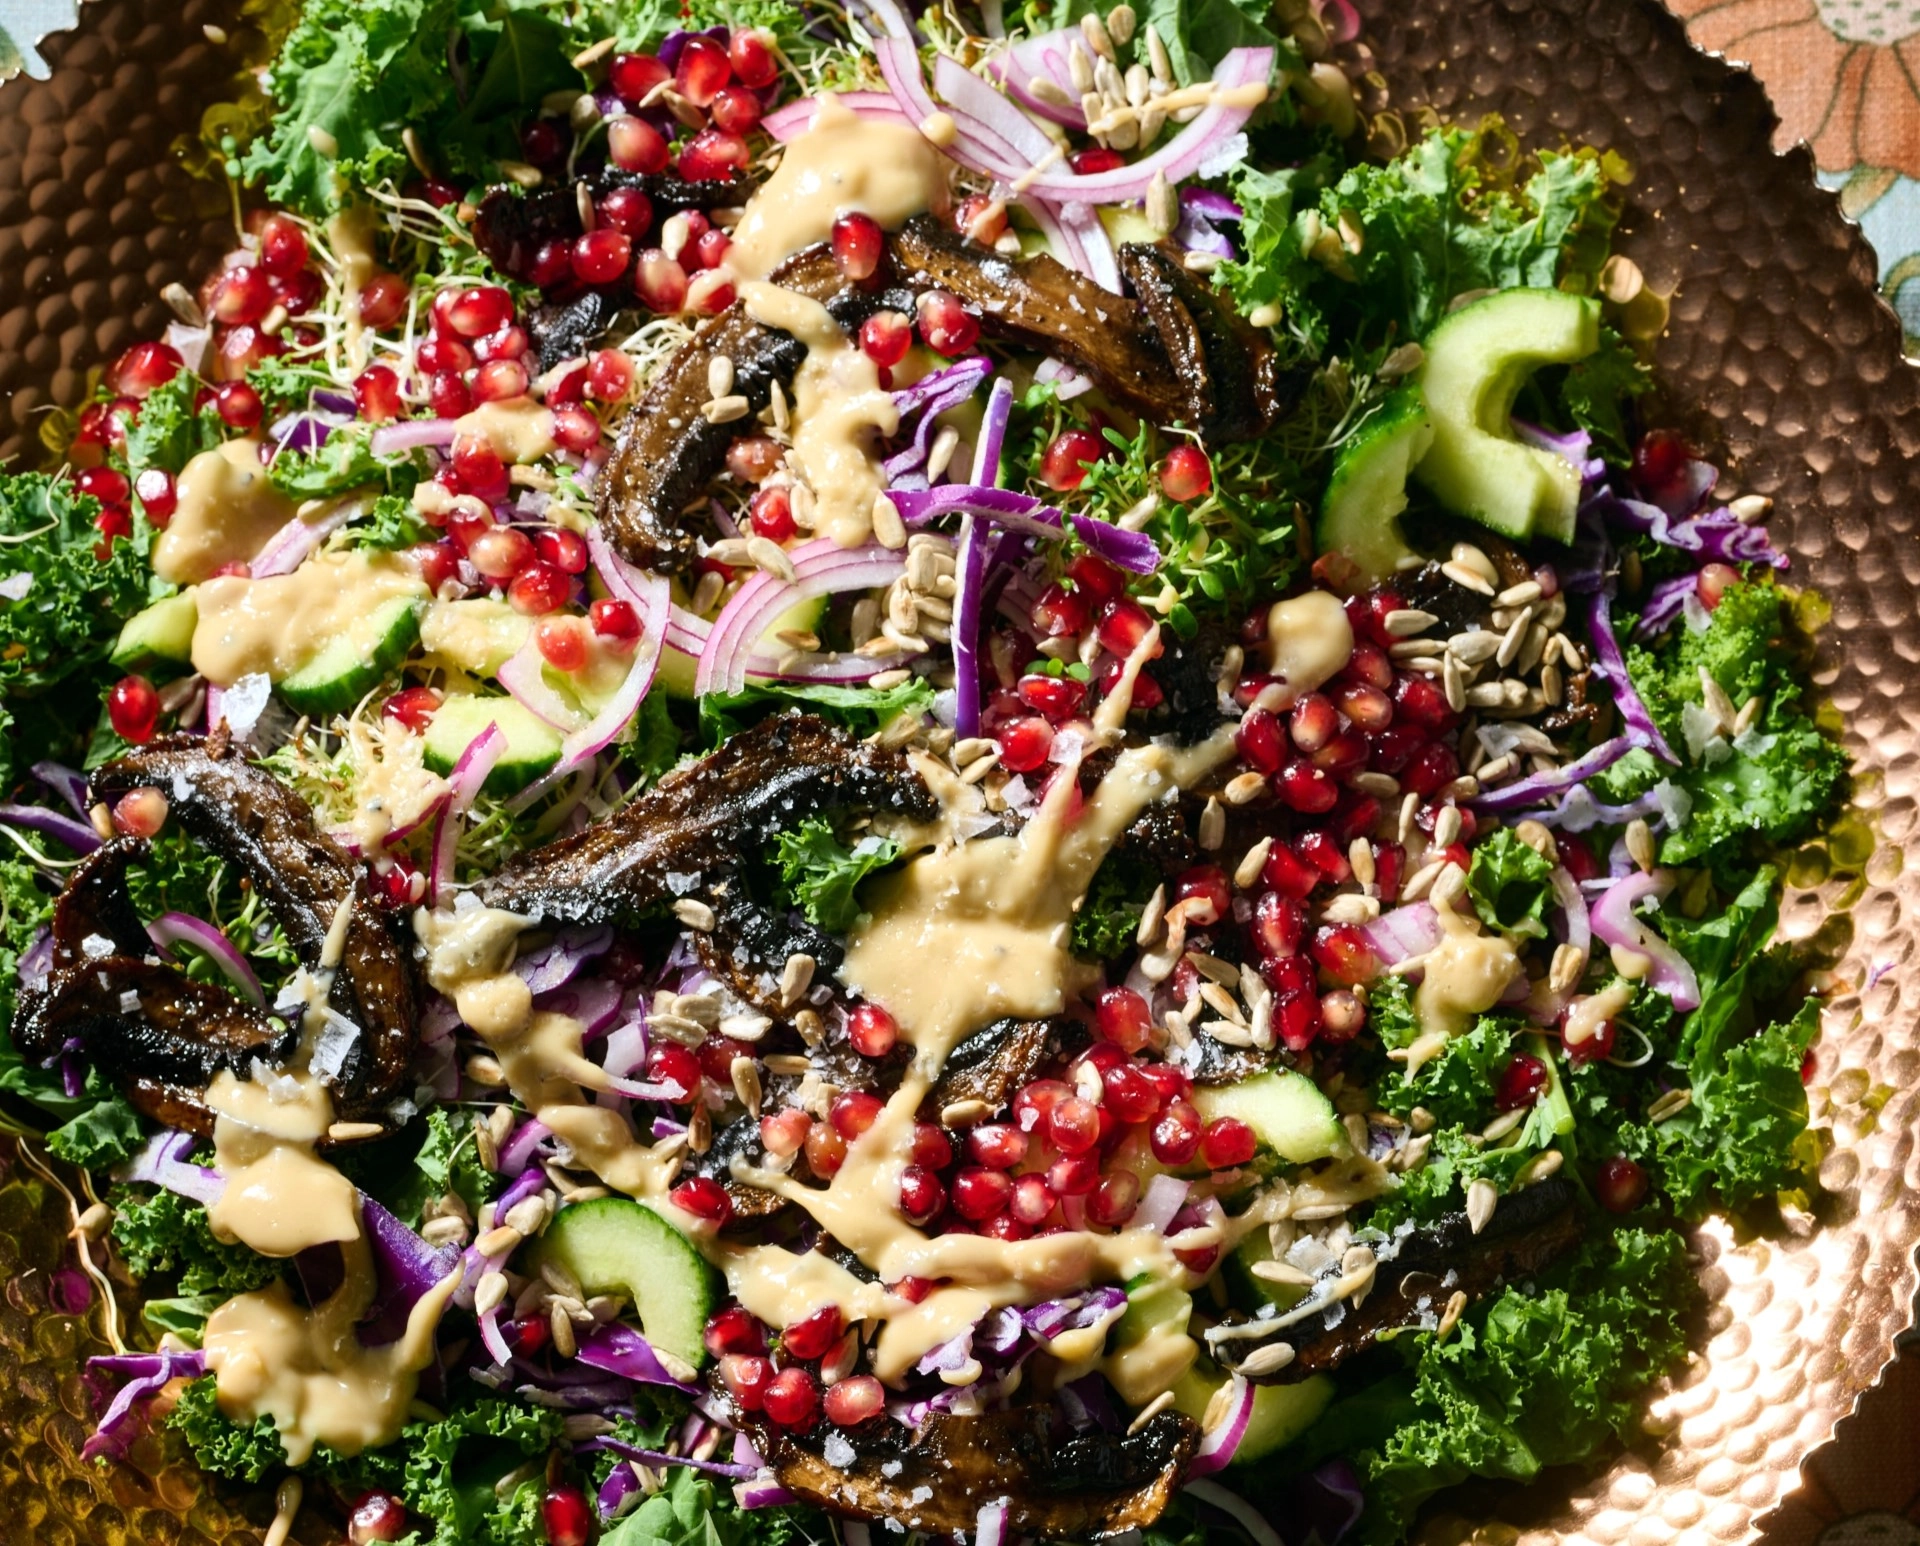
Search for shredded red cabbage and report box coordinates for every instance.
[82,1350,207,1461]
[888,485,1160,574]
[1585,589,1679,763]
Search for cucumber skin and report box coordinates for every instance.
[276,599,421,719]
[110,591,198,669]
[421,695,563,796]
[535,1196,718,1368]
[1315,386,1435,583]
[1412,288,1600,544]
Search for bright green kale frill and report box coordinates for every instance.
[772,818,902,935]
[111,1185,281,1298]
[1464,828,1555,939]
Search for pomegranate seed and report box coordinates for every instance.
[848,1003,899,1058]
[705,1305,766,1358]
[1309,728,1369,776]
[213,323,285,380]
[1373,841,1406,900]
[1391,672,1452,732]
[111,788,168,840]
[1320,988,1366,1041]
[823,1373,885,1427]
[647,1044,700,1102]
[107,676,159,744]
[1049,1096,1101,1155]
[606,114,671,177]
[898,1164,946,1223]
[1275,758,1339,813]
[1335,681,1394,731]
[110,342,183,399]
[911,1122,952,1170]
[710,84,764,134]
[428,371,473,418]
[760,1108,811,1157]
[1012,1078,1071,1132]
[1309,922,1382,986]
[1031,583,1091,638]
[1040,428,1105,491]
[445,285,513,339]
[827,212,886,282]
[468,526,533,582]
[675,35,732,105]
[1150,1099,1202,1166]
[955,193,1008,244]
[1200,1116,1257,1170]
[583,348,634,402]
[729,26,779,86]
[1557,832,1601,882]
[450,436,508,498]
[94,504,134,556]
[1252,890,1306,959]
[1088,1170,1140,1226]
[720,1352,773,1411]
[1175,864,1230,925]
[680,128,752,181]
[347,1489,410,1544]
[610,51,670,104]
[1066,554,1124,603]
[1261,842,1320,900]
[1596,1155,1650,1214]
[416,334,473,377]
[782,1304,843,1359]
[951,1166,1014,1221]
[353,365,404,422]
[551,405,602,454]
[859,310,912,368]
[1298,829,1350,882]
[1697,562,1740,608]
[1160,444,1212,502]
[1047,1152,1099,1196]
[1632,428,1691,496]
[1401,741,1460,798]
[916,290,980,355]
[1369,723,1422,775]
[445,502,494,551]
[590,598,642,642]
[1275,990,1323,1051]
[967,1123,1028,1169]
[726,433,783,484]
[671,1176,733,1225]
[687,270,737,315]
[382,686,442,733]
[521,120,569,171]
[134,464,179,526]
[830,1090,884,1139]
[270,268,324,315]
[1237,707,1286,773]
[805,1121,848,1177]
[258,214,311,278]
[1070,147,1127,174]
[588,188,654,244]
[534,617,586,672]
[356,273,410,330]
[1094,986,1154,1053]
[209,265,275,327]
[635,249,690,313]
[76,467,130,505]
[1495,1053,1550,1112]
[541,1484,591,1546]
[749,486,796,542]
[212,380,264,429]
[1010,1173,1055,1224]
[1075,1043,1125,1078]
[1096,598,1154,658]
[572,228,633,285]
[1331,791,1382,844]
[1563,1008,1617,1067]
[1103,1063,1162,1124]
[1343,638,1394,690]
[996,715,1054,773]
[410,538,461,594]
[532,528,588,576]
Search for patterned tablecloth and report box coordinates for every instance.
[0,0,1916,1540]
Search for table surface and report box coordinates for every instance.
[0,0,1916,1539]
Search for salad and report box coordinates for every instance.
[0,0,1848,1543]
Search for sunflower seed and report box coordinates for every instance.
[475,1224,524,1258]
[1235,1341,1297,1377]
[1223,771,1267,805]
[781,953,815,1008]
[1127,1390,1176,1433]
[1549,943,1588,995]
[1449,629,1501,665]
[1198,796,1226,850]
[1442,652,1466,712]
[1250,1258,1315,1287]
[1495,610,1532,668]
[1733,695,1763,736]
[1699,666,1736,732]
[707,354,735,399]
[1496,579,1542,608]
[1440,560,1496,596]
[1352,771,1400,799]
[1626,818,1656,873]
[1432,804,1461,849]
[1136,884,1168,946]
[1236,836,1275,889]
[1349,838,1376,889]
[1481,1108,1527,1142]
[1729,493,1772,523]
[1435,1289,1468,1341]
[1321,893,1380,924]
[731,1057,763,1117]
[1648,1087,1694,1123]
[1382,608,1439,638]
[1466,1179,1499,1235]
[673,898,717,931]
[1107,2,1137,43]
[702,394,750,425]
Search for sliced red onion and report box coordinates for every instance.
[1033,356,1094,401]
[369,418,459,456]
[428,722,507,903]
[497,635,588,731]
[250,497,364,580]
[269,413,337,454]
[736,1479,799,1509]
[975,1500,1010,1546]
[82,1350,208,1462]
[1187,1373,1255,1477]
[574,1322,702,1393]
[1586,589,1678,763]
[695,539,907,697]
[1589,869,1700,1009]
[985,29,1087,127]
[1552,867,1591,959]
[1024,196,1124,293]
[0,802,99,854]
[1136,1174,1191,1233]
[933,51,1056,170]
[1185,1479,1285,1546]
[1364,900,1442,966]
[479,1300,516,1366]
[31,761,91,819]
[146,913,266,1005]
[763,90,913,141]
[498,1117,553,1177]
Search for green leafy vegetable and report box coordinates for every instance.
[1072,854,1157,959]
[772,817,901,934]
[141,1293,224,1346]
[343,492,434,552]
[121,370,225,479]
[698,675,936,745]
[268,429,421,502]
[601,1464,821,1546]
[110,1185,281,1298]
[170,1377,288,1483]
[44,1091,143,1167]
[1465,828,1556,939]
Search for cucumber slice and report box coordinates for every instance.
[534,1196,718,1368]
[1316,387,1434,583]
[1108,1274,1198,1406]
[1193,1070,1347,1166]
[422,694,564,795]
[1412,288,1600,544]
[110,591,198,669]
[276,596,422,718]
[418,598,531,679]
[1171,1366,1335,1465]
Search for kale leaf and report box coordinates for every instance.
[268,429,421,502]
[1464,828,1555,939]
[121,370,225,480]
[1072,854,1157,960]
[110,1185,280,1298]
[698,675,935,745]
[44,1090,143,1168]
[772,817,901,935]
[601,1465,820,1546]
[170,1376,287,1482]
[342,493,434,552]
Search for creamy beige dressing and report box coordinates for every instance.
[455,400,558,465]
[342,721,448,856]
[1565,978,1633,1048]
[1415,911,1522,1037]
[419,597,532,679]
[727,94,951,281]
[191,551,427,687]
[330,208,380,371]
[1266,591,1355,703]
[204,1232,457,1464]
[205,1068,360,1257]
[152,440,298,586]
[741,281,900,548]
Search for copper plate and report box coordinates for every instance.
[1,0,1917,1542]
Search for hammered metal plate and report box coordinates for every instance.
[0,0,1916,1542]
